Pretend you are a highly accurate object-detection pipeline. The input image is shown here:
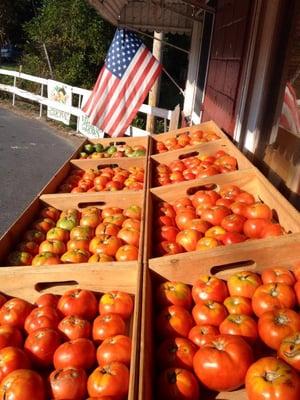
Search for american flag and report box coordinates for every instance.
[82,28,162,137]
[279,82,300,134]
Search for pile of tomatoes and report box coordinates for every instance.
[0,288,133,399]
[155,130,220,153]
[154,266,300,399]
[57,166,144,193]
[6,204,141,266]
[154,150,238,186]
[154,184,284,256]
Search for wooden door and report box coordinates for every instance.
[201,0,252,135]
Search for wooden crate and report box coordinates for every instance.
[0,263,141,400]
[150,121,231,155]
[150,139,253,188]
[139,236,300,400]
[36,157,147,196]
[0,190,146,267]
[144,168,300,267]
[74,135,150,159]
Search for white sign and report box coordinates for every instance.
[47,80,72,125]
[79,92,104,138]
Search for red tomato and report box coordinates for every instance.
[24,305,61,333]
[220,231,247,245]
[223,296,253,315]
[117,227,140,247]
[230,201,248,216]
[243,218,269,238]
[87,362,129,398]
[219,314,258,342]
[0,326,23,350]
[176,229,202,252]
[157,337,197,371]
[192,300,228,326]
[191,190,219,208]
[201,206,231,226]
[204,225,226,239]
[234,191,255,204]
[35,293,60,308]
[252,283,296,317]
[115,244,139,261]
[258,308,300,350]
[24,327,62,367]
[245,357,300,400]
[0,369,46,400]
[32,251,61,266]
[192,275,228,304]
[156,225,179,242]
[49,367,87,400]
[221,214,246,233]
[262,267,296,285]
[260,223,284,238]
[92,314,126,342]
[156,305,194,339]
[97,335,131,366]
[175,210,197,230]
[58,316,91,340]
[188,325,219,347]
[157,367,200,400]
[227,271,262,298]
[219,185,241,199]
[156,281,192,309]
[185,219,211,234]
[99,291,133,320]
[89,235,122,257]
[295,280,300,305]
[58,289,98,320]
[156,241,184,256]
[0,298,33,329]
[0,347,31,381]
[193,334,254,391]
[244,202,273,220]
[54,338,96,370]
[279,332,300,371]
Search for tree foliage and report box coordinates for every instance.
[22,0,114,87]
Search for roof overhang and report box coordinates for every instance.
[87,0,215,35]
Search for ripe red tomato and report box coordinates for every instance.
[92,314,126,342]
[220,231,247,245]
[252,283,296,317]
[261,267,296,285]
[192,300,228,326]
[223,296,253,315]
[157,337,197,371]
[0,326,23,350]
[227,271,262,298]
[0,369,46,400]
[279,332,300,371]
[0,298,33,329]
[245,357,300,400]
[219,314,258,342]
[201,206,231,226]
[157,367,200,400]
[193,334,254,391]
[156,281,192,309]
[49,367,87,400]
[260,223,284,238]
[0,347,31,381]
[234,191,255,204]
[156,241,184,256]
[35,293,60,308]
[243,218,269,238]
[58,316,91,340]
[54,338,96,370]
[188,325,219,347]
[258,308,300,350]
[156,305,194,339]
[221,214,246,233]
[87,362,129,398]
[191,190,219,208]
[230,201,248,216]
[156,225,179,242]
[175,210,197,230]
[176,229,202,252]
[97,335,131,366]
[192,275,228,304]
[24,327,62,367]
[204,225,226,239]
[24,305,61,333]
[185,218,211,234]
[219,185,241,199]
[58,289,98,321]
[89,235,122,257]
[244,202,273,220]
[99,291,133,320]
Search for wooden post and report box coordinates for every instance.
[146,31,164,133]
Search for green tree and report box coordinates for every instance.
[22,0,114,87]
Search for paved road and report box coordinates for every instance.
[0,107,84,237]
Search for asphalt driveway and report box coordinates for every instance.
[0,107,84,237]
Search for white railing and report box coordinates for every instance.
[0,68,174,137]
